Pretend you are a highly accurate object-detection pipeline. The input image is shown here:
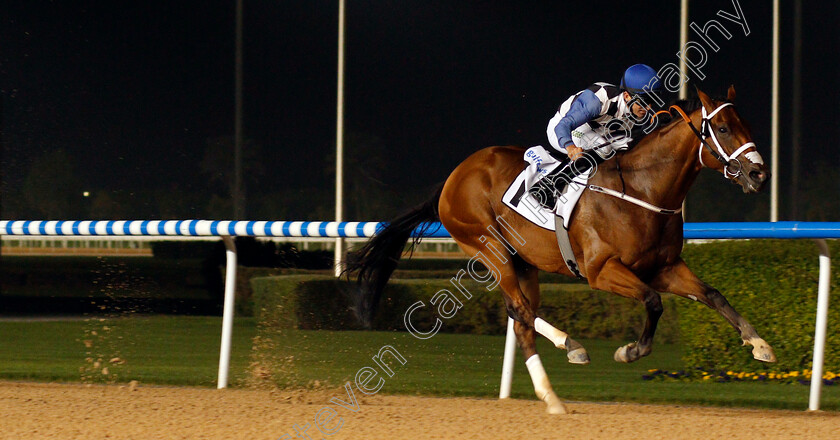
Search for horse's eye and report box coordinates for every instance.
[718,126,728,134]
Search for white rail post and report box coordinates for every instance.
[809,239,831,410]
[217,235,238,389]
[499,317,516,399]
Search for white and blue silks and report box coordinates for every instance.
[546,82,634,159]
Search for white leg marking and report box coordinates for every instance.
[534,317,568,349]
[525,354,566,414]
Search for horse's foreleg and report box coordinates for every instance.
[651,258,776,363]
[589,258,663,363]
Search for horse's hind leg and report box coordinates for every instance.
[515,258,589,365]
[512,259,589,415]
[651,258,776,363]
[589,258,663,363]
[448,233,582,414]
[449,232,582,357]
[513,320,567,414]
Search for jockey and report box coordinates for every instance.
[529,64,663,210]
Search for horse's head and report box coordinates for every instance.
[696,86,769,193]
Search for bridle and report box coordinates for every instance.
[587,100,759,216]
[666,102,756,180]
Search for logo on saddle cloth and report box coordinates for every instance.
[502,146,592,232]
[525,149,550,176]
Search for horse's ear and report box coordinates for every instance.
[695,86,715,109]
[727,85,736,101]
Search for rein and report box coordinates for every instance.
[587,184,682,215]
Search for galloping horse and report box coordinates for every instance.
[346,87,773,414]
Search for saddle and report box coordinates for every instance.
[501,146,589,278]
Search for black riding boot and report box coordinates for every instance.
[528,150,606,210]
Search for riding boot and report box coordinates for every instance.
[528,150,606,210]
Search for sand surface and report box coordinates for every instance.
[1,381,837,440]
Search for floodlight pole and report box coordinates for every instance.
[334,0,346,277]
[679,0,688,101]
[679,0,688,220]
[770,0,780,222]
[791,0,802,220]
[234,0,244,220]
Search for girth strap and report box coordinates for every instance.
[554,215,584,279]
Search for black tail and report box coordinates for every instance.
[343,184,443,327]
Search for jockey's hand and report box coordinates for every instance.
[566,145,584,160]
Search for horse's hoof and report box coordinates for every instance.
[614,342,650,363]
[752,345,777,363]
[544,393,568,415]
[614,345,632,363]
[539,390,568,414]
[564,337,588,364]
[567,348,590,365]
[546,403,568,415]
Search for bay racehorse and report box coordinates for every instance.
[346,87,774,414]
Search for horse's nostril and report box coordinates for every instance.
[750,170,766,182]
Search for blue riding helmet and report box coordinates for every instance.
[620,64,662,96]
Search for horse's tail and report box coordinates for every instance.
[344,184,444,327]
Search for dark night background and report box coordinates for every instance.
[2,1,839,222]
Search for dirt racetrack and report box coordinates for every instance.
[1,381,838,440]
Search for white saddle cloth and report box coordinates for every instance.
[501,146,591,231]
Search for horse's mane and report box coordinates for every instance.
[592,94,730,152]
[625,96,723,152]
[667,98,702,114]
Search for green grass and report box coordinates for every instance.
[267,329,839,410]
[0,316,256,386]
[0,316,836,411]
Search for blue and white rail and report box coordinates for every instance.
[0,220,835,410]
[4,219,838,240]
[684,221,840,239]
[0,220,391,237]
